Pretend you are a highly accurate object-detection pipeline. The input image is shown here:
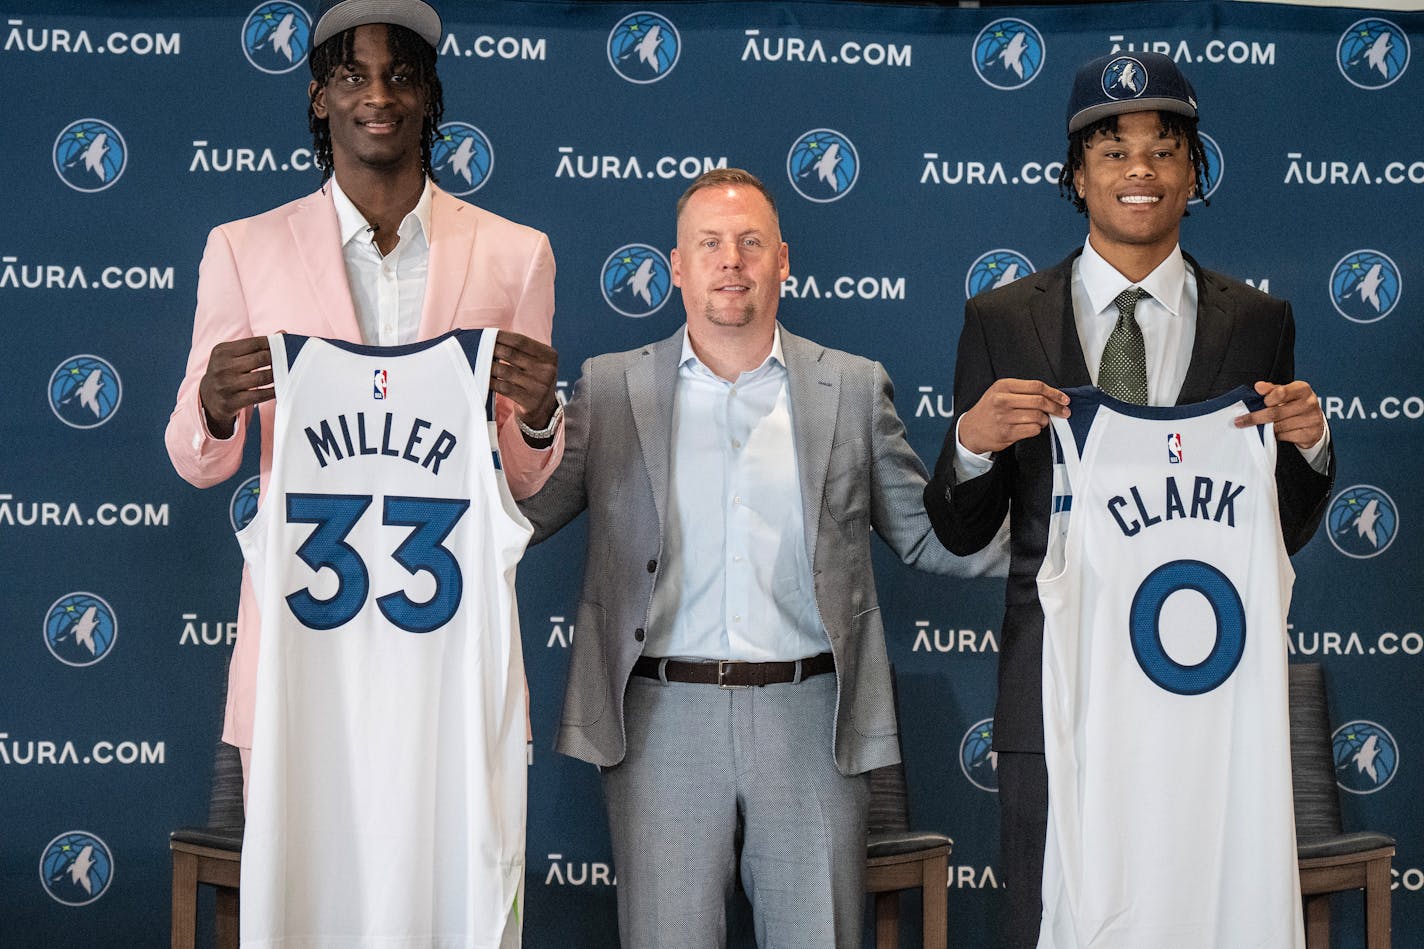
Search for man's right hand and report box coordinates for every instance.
[957,378,1070,455]
[199,336,274,438]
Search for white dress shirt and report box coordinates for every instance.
[329,175,431,346]
[1073,238,1196,407]
[954,238,1329,479]
[645,327,830,662]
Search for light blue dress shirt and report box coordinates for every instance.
[645,327,830,662]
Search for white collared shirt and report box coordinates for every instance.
[1072,237,1196,407]
[329,176,431,346]
[644,326,829,662]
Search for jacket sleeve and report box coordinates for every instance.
[517,356,595,545]
[164,225,253,488]
[924,295,1015,556]
[493,231,565,501]
[1267,301,1334,555]
[868,361,1008,578]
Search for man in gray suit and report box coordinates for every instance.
[519,168,999,949]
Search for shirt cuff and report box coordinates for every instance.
[1297,418,1331,474]
[952,415,996,483]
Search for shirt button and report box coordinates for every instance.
[731,439,742,449]
[732,495,741,505]
[634,627,645,642]
[733,554,743,563]
[646,559,657,573]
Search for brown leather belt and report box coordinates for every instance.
[632,652,835,689]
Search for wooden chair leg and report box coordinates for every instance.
[170,852,198,949]
[921,852,948,948]
[1303,893,1330,949]
[875,891,900,949]
[216,887,240,949]
[1365,858,1392,949]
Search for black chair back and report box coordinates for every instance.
[1288,662,1345,843]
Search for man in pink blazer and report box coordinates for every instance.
[165,0,563,787]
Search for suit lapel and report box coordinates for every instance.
[628,327,683,535]
[1028,252,1092,389]
[782,327,837,562]
[418,186,472,339]
[1176,253,1231,405]
[288,187,361,340]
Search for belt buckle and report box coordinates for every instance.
[718,660,749,689]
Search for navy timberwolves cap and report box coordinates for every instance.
[312,0,442,50]
[1067,51,1198,134]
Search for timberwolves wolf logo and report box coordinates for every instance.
[1100,56,1153,101]
[1338,18,1409,90]
[1190,132,1223,204]
[787,129,859,203]
[1330,250,1401,324]
[607,11,680,84]
[49,355,122,429]
[959,718,999,792]
[53,119,127,193]
[40,831,114,906]
[243,2,312,75]
[44,593,118,667]
[1327,485,1398,559]
[602,244,672,318]
[230,474,262,532]
[432,122,494,195]
[972,18,1045,90]
[1333,720,1398,794]
[966,250,1034,299]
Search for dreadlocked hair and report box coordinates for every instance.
[307,24,444,183]
[1056,112,1210,216]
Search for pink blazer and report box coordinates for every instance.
[165,184,562,748]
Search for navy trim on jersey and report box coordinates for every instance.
[322,330,464,358]
[1064,384,1266,445]
[452,330,499,423]
[1062,387,1103,456]
[455,328,488,372]
[283,333,310,370]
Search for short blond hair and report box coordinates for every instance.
[675,168,779,225]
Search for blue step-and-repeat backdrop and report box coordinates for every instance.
[1,1,1420,945]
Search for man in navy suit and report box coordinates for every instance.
[924,51,1334,949]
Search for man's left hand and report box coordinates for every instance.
[1235,380,1325,449]
[492,330,560,440]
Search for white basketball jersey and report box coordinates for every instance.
[238,330,533,948]
[1036,386,1304,949]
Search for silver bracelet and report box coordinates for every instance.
[516,402,564,441]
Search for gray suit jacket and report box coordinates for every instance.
[520,324,1002,776]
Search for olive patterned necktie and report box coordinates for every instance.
[1098,287,1148,404]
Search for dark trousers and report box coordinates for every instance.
[998,750,1049,949]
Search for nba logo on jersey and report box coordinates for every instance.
[1167,432,1183,464]
[373,368,387,400]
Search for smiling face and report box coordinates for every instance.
[1074,110,1196,272]
[309,24,428,180]
[670,184,790,336]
